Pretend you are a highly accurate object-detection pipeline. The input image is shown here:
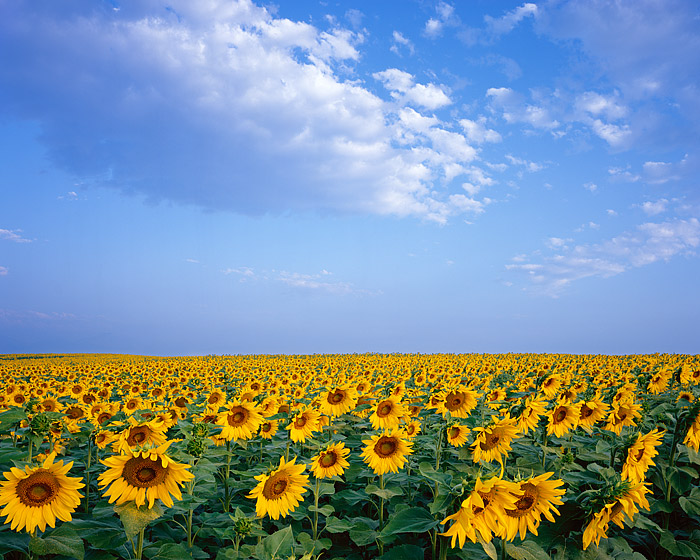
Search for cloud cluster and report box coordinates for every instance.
[508,218,700,295]
[0,0,490,224]
[0,229,32,243]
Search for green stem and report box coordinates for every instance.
[27,438,33,463]
[136,528,145,560]
[500,536,508,560]
[85,438,92,514]
[379,473,385,530]
[224,440,232,513]
[313,476,320,541]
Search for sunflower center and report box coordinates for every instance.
[228,408,248,427]
[66,406,84,419]
[506,484,538,518]
[553,408,567,423]
[17,471,59,507]
[320,452,337,468]
[445,393,464,411]
[294,416,307,428]
[208,394,219,404]
[123,457,167,488]
[97,412,112,425]
[377,402,393,417]
[374,437,397,458]
[127,427,151,446]
[472,492,492,515]
[262,474,290,500]
[480,431,501,450]
[449,427,460,438]
[329,390,345,404]
[580,405,593,419]
[634,447,645,461]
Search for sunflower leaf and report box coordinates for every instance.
[114,502,164,538]
[256,526,294,560]
[29,524,85,560]
[379,543,426,559]
[365,483,403,500]
[379,507,439,537]
[504,541,551,560]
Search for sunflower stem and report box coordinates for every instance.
[313,476,320,541]
[136,528,145,560]
[500,537,509,560]
[379,473,385,531]
[223,440,232,513]
[84,437,92,514]
[27,438,33,463]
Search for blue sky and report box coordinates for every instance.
[1,0,699,356]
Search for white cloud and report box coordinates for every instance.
[0,1,488,224]
[508,217,700,295]
[391,31,414,56]
[423,2,459,38]
[608,166,641,183]
[459,117,502,144]
[0,229,32,243]
[485,3,538,36]
[583,182,597,192]
[505,154,544,172]
[487,87,560,130]
[640,199,668,216]
[643,161,680,184]
[0,266,7,276]
[607,209,618,216]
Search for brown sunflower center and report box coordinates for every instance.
[123,457,167,488]
[580,405,593,419]
[473,491,492,515]
[328,390,345,404]
[374,437,397,458]
[506,483,538,518]
[480,430,501,451]
[97,412,112,425]
[377,402,393,417]
[445,392,464,411]
[127,426,151,446]
[174,397,187,408]
[42,400,57,412]
[261,422,271,432]
[634,447,645,461]
[449,427,460,439]
[294,415,307,428]
[17,470,59,507]
[262,473,289,500]
[228,407,248,427]
[553,407,567,423]
[66,406,84,419]
[320,451,337,468]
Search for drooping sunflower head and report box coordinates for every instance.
[0,453,84,533]
[247,456,309,520]
[471,418,518,465]
[502,472,566,541]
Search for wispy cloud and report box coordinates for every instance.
[0,308,77,322]
[423,2,459,38]
[508,218,700,295]
[0,266,7,276]
[390,31,414,56]
[0,228,32,243]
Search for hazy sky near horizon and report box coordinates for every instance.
[1,0,699,356]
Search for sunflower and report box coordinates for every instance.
[286,408,321,443]
[247,456,309,520]
[39,397,64,413]
[310,442,351,479]
[259,420,279,439]
[582,482,650,550]
[547,402,580,438]
[604,401,642,435]
[0,453,84,533]
[441,476,521,547]
[471,417,519,465]
[217,400,263,442]
[98,442,194,508]
[577,397,609,433]
[621,429,665,483]
[540,374,562,398]
[684,412,700,451]
[446,424,471,447]
[205,389,226,411]
[440,389,479,419]
[402,419,422,439]
[369,396,408,431]
[320,386,358,417]
[515,396,547,435]
[501,473,566,541]
[115,420,168,453]
[94,430,117,450]
[361,430,413,475]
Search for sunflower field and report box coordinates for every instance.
[1,353,700,560]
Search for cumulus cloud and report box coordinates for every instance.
[508,218,700,295]
[486,87,560,130]
[459,117,502,144]
[390,31,414,56]
[0,0,484,224]
[485,3,538,36]
[423,2,459,38]
[640,199,668,216]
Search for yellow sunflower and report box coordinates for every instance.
[501,472,566,541]
[259,420,279,440]
[217,400,263,442]
[621,429,665,483]
[440,389,479,419]
[515,396,547,435]
[582,482,650,550]
[361,430,413,475]
[369,396,408,431]
[114,420,168,454]
[446,424,471,447]
[320,386,358,418]
[247,456,309,520]
[604,401,642,435]
[310,442,351,479]
[471,417,519,465]
[577,397,609,433]
[98,442,194,508]
[547,402,580,438]
[0,453,84,533]
[286,408,321,443]
[402,419,422,439]
[684,411,700,451]
[441,476,521,547]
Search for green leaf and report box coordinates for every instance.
[680,495,700,516]
[0,528,29,554]
[505,541,551,560]
[150,543,194,560]
[308,504,335,516]
[481,540,498,560]
[29,524,85,560]
[114,502,164,538]
[418,462,452,486]
[349,526,378,547]
[256,526,294,560]
[379,544,425,559]
[324,516,355,533]
[366,483,403,500]
[380,507,439,537]
[0,407,27,430]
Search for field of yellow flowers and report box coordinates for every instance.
[1,352,699,560]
